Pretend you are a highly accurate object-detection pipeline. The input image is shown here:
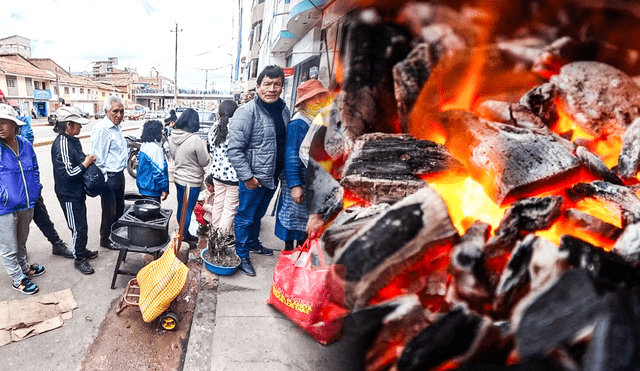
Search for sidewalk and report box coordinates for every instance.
[183,203,365,371]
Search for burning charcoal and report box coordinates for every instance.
[332,16,412,152]
[449,222,491,306]
[528,237,568,292]
[333,186,459,309]
[612,222,640,266]
[560,235,640,290]
[486,196,564,256]
[582,287,640,371]
[493,234,536,318]
[496,37,548,67]
[340,133,465,204]
[618,117,640,180]
[568,180,640,226]
[531,36,599,78]
[322,204,390,257]
[476,101,547,132]
[563,209,623,242]
[305,158,343,223]
[575,146,624,185]
[430,111,580,204]
[364,295,437,371]
[518,83,559,126]
[513,269,606,359]
[397,306,504,371]
[550,62,640,137]
[393,43,435,127]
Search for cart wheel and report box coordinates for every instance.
[159,312,179,331]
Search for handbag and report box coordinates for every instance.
[82,163,105,197]
[267,238,348,345]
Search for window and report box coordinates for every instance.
[6,76,18,95]
[64,87,69,94]
[80,88,84,94]
[102,92,106,97]
[72,87,76,93]
[34,81,40,89]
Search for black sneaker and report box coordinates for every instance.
[26,264,45,277]
[12,277,39,295]
[85,250,99,260]
[101,242,120,250]
[74,259,95,275]
[238,257,256,276]
[250,244,273,256]
[52,241,74,259]
[197,224,209,235]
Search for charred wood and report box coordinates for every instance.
[575,146,624,185]
[563,209,623,242]
[618,117,640,180]
[612,222,640,266]
[493,234,536,318]
[454,357,565,371]
[365,295,436,371]
[305,158,344,223]
[476,100,547,132]
[322,204,390,257]
[432,110,580,204]
[335,17,412,145]
[560,235,640,291]
[528,237,569,292]
[549,61,640,137]
[513,269,606,359]
[531,36,600,78]
[333,186,459,309]
[397,306,505,371]
[340,133,465,204]
[518,83,559,127]
[393,43,435,127]
[582,287,640,371]
[567,180,640,226]
[449,222,492,307]
[486,196,564,257]
[495,37,548,68]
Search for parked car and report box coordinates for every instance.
[95,110,105,119]
[196,110,219,150]
[77,108,90,118]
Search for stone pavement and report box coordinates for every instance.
[183,203,366,371]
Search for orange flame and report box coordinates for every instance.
[439,50,486,112]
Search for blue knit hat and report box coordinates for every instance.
[175,108,200,133]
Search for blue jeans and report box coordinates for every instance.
[175,183,201,237]
[234,182,276,258]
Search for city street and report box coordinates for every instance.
[0,122,186,369]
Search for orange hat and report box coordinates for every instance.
[295,79,328,107]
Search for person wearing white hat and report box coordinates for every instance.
[0,103,45,294]
[51,107,99,275]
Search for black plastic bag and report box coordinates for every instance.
[83,163,105,197]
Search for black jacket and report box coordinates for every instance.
[51,133,87,202]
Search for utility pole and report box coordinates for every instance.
[203,69,208,110]
[171,22,183,108]
[55,67,61,108]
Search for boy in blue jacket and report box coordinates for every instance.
[137,120,169,203]
[0,103,45,294]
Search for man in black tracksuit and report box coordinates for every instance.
[51,107,99,274]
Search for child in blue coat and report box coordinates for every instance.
[137,120,169,203]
